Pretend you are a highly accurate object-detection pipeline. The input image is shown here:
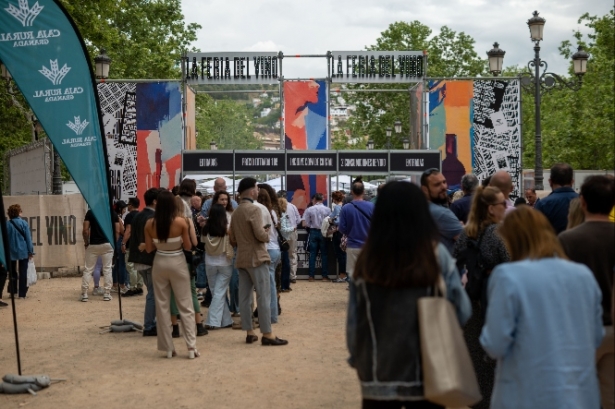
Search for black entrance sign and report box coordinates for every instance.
[338,152,388,174]
[389,151,441,173]
[183,151,234,173]
[234,151,285,173]
[287,151,337,174]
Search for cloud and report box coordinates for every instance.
[181,0,613,77]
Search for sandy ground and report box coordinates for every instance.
[0,276,361,409]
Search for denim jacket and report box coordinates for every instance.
[346,242,471,400]
[6,217,34,261]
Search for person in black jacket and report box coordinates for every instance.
[127,188,159,336]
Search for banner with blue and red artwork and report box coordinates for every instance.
[284,80,328,213]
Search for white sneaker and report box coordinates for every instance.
[80,293,89,302]
[103,293,112,301]
[93,287,104,296]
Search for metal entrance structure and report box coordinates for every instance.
[181,149,441,279]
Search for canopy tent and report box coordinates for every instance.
[262,175,377,193]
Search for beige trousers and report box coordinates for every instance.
[596,325,614,409]
[152,254,196,353]
[346,247,362,276]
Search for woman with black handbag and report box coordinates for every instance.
[453,186,509,409]
[168,195,208,337]
[203,203,234,329]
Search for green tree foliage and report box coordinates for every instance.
[58,0,200,79]
[519,9,614,170]
[195,94,262,150]
[344,21,486,149]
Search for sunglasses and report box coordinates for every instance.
[422,168,440,177]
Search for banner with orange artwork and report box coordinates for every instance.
[283,80,329,214]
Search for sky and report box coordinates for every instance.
[181,0,612,79]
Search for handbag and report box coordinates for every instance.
[340,234,348,252]
[418,275,481,407]
[270,212,290,251]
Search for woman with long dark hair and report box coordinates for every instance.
[144,190,199,359]
[257,184,282,323]
[168,196,207,338]
[453,186,509,409]
[330,190,347,282]
[480,207,602,409]
[203,203,234,329]
[347,181,471,409]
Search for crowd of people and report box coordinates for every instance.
[1,163,612,408]
[345,164,614,409]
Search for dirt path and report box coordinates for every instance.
[0,277,360,408]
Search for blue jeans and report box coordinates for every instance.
[332,231,347,274]
[195,260,207,289]
[281,249,291,289]
[228,262,239,314]
[267,249,281,323]
[309,230,329,277]
[112,238,127,286]
[205,264,233,327]
[138,268,156,331]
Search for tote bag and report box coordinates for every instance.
[418,276,481,407]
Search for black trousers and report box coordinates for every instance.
[362,399,443,409]
[8,259,29,298]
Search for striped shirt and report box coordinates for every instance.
[303,203,331,229]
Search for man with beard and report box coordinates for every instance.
[421,169,462,254]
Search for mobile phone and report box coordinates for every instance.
[264,224,271,229]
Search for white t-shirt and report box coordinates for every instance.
[266,211,280,251]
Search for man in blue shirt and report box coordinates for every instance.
[339,178,375,281]
[420,169,463,254]
[303,193,332,281]
[535,163,578,234]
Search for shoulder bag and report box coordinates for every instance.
[10,219,30,247]
[270,212,290,251]
[417,251,481,407]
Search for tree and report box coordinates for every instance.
[195,94,262,150]
[58,0,201,79]
[518,9,614,170]
[343,21,486,150]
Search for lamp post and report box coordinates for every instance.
[367,139,374,150]
[210,141,218,150]
[490,11,589,190]
[486,43,506,76]
[94,48,112,79]
[384,119,403,149]
[403,138,410,150]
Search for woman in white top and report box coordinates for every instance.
[257,187,281,324]
[210,190,239,315]
[203,203,234,329]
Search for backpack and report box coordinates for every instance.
[462,234,485,301]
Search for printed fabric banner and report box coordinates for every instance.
[0,0,114,244]
[3,195,87,268]
[98,82,184,205]
[283,80,329,213]
[428,79,521,198]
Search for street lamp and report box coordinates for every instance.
[402,138,410,150]
[94,48,111,79]
[210,141,218,150]
[385,127,392,149]
[367,139,374,150]
[507,11,589,190]
[486,42,506,76]
[394,119,402,134]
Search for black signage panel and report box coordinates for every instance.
[389,151,441,173]
[235,151,285,173]
[183,151,234,173]
[287,151,337,173]
[338,152,389,174]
